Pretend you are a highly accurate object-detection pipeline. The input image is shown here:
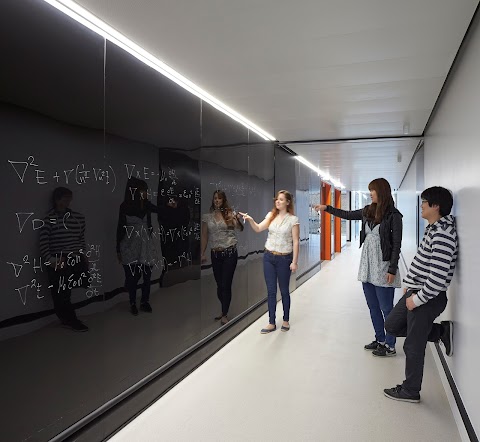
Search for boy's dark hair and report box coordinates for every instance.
[421,186,453,216]
[52,187,72,207]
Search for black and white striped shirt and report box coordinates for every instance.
[403,215,458,306]
[39,209,86,263]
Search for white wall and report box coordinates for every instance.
[423,9,480,436]
[396,152,421,267]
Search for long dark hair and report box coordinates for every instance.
[365,178,394,223]
[209,190,243,230]
[268,190,295,225]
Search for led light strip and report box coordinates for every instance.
[41,0,276,141]
[295,156,345,189]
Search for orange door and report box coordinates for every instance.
[321,182,332,260]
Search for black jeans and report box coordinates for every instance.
[385,290,447,395]
[211,248,238,316]
[123,264,152,305]
[47,261,88,324]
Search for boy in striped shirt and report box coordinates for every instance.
[383,187,458,403]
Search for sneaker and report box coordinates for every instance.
[62,320,88,332]
[130,304,138,316]
[384,385,420,403]
[364,340,380,350]
[373,344,396,357]
[140,302,153,313]
[440,320,453,356]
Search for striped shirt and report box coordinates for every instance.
[39,209,86,263]
[403,215,458,306]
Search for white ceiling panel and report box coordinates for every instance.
[290,139,421,191]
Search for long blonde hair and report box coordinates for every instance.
[268,190,294,225]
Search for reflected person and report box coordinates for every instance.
[201,190,244,325]
[240,190,299,334]
[117,178,160,316]
[39,187,89,332]
[315,178,402,357]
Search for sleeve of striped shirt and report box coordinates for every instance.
[39,216,53,263]
[80,215,87,254]
[413,232,457,306]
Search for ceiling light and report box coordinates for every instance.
[295,156,346,189]
[41,0,276,141]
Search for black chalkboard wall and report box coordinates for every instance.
[0,1,320,441]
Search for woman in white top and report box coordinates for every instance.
[201,190,244,325]
[240,190,299,333]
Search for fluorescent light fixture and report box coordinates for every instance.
[41,0,276,142]
[295,156,345,189]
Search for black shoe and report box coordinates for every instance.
[140,302,152,313]
[62,320,88,332]
[130,304,138,316]
[384,385,420,403]
[364,340,380,350]
[440,320,454,356]
[373,344,396,357]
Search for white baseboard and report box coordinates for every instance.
[430,343,470,442]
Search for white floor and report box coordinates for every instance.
[109,244,461,442]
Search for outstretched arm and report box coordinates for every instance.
[238,212,271,232]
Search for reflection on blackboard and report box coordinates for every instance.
[117,178,161,315]
[201,190,244,324]
[39,187,89,331]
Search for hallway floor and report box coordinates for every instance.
[109,243,461,442]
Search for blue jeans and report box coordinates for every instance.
[263,251,292,325]
[362,282,396,348]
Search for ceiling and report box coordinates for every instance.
[72,0,478,189]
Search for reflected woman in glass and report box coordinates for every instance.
[240,190,299,334]
[117,178,160,316]
[40,187,89,332]
[201,190,244,325]
[315,178,403,357]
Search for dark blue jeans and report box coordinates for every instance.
[123,264,152,305]
[211,248,238,316]
[263,251,292,325]
[362,282,396,348]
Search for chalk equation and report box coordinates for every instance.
[122,222,200,243]
[6,244,103,305]
[125,251,193,275]
[209,180,256,197]
[8,157,201,198]
[9,156,117,191]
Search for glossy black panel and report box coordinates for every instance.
[200,103,249,335]
[0,1,106,441]
[104,41,202,401]
[247,140,275,307]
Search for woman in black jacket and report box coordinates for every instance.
[315,178,402,357]
[117,178,160,316]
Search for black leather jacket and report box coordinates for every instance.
[325,204,403,275]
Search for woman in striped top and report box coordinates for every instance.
[384,186,458,403]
